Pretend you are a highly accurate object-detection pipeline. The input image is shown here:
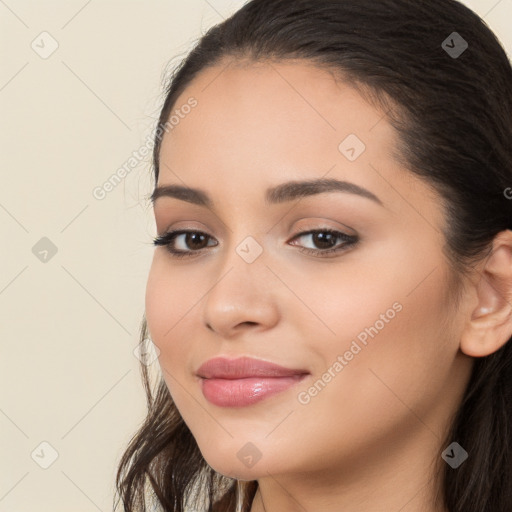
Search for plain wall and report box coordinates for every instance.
[1,1,511,510]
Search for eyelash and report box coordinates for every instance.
[152,228,358,259]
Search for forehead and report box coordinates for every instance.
[165,60,392,149]
[160,60,396,175]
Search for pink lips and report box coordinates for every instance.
[196,356,309,407]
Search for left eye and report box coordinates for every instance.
[153,228,358,259]
[289,229,358,256]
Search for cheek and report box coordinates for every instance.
[314,236,452,357]
[145,254,194,331]
[293,242,456,419]
[144,263,194,412]
[144,257,195,362]
[144,261,170,343]
[298,260,456,438]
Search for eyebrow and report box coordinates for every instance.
[150,178,383,208]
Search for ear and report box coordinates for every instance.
[460,230,512,358]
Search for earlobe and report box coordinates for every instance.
[460,230,512,358]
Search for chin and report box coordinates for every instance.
[199,442,288,481]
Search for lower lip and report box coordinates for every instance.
[200,375,308,407]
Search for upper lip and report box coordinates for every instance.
[196,356,309,379]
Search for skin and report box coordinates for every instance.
[145,60,512,512]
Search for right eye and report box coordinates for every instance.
[153,230,218,258]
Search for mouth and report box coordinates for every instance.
[196,356,310,407]
[199,375,309,407]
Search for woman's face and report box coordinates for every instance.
[145,61,474,481]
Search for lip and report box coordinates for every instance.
[196,356,310,407]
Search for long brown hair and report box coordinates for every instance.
[115,1,512,510]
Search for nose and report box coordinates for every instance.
[201,244,280,339]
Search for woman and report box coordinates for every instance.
[115,1,512,511]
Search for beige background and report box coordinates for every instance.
[0,1,510,511]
